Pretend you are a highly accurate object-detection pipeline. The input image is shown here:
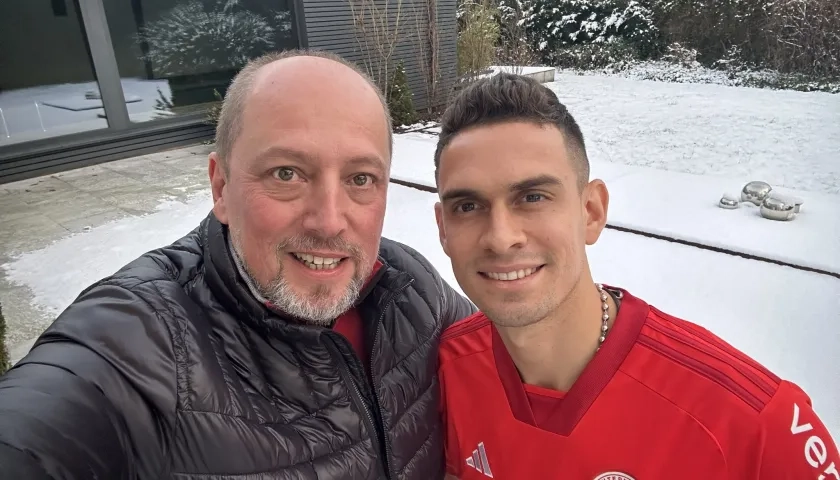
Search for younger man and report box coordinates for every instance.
[433,73,838,479]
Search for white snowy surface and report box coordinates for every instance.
[3,184,838,441]
[2,192,214,315]
[548,73,840,196]
[390,133,840,274]
[605,167,840,274]
[571,60,840,94]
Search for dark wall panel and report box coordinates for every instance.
[300,0,457,110]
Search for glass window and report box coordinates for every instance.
[102,0,299,124]
[0,0,110,145]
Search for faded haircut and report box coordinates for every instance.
[214,48,393,174]
[434,72,590,190]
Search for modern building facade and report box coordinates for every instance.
[0,0,456,183]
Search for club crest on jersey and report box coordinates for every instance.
[594,472,635,480]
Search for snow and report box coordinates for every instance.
[2,192,214,315]
[390,133,840,274]
[548,73,840,195]
[579,60,840,94]
[490,65,555,75]
[605,167,840,274]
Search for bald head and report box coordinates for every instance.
[214,49,393,173]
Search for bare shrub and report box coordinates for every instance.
[495,0,539,71]
[765,0,840,77]
[457,0,500,82]
[347,0,407,96]
[411,0,443,112]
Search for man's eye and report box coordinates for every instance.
[524,193,544,202]
[273,168,295,181]
[352,174,371,186]
[456,202,476,213]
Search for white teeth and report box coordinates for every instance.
[485,267,538,281]
[292,253,343,270]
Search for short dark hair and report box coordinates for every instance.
[434,73,589,190]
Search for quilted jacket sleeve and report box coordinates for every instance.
[388,238,476,330]
[439,278,476,330]
[0,281,178,479]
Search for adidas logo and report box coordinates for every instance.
[465,441,493,477]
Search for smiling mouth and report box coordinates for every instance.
[291,253,347,270]
[481,265,543,281]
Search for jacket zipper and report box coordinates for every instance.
[328,277,413,480]
[327,337,390,479]
[369,280,413,480]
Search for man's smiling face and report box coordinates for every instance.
[435,120,608,328]
[209,56,391,325]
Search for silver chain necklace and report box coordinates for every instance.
[596,283,610,352]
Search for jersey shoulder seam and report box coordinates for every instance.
[441,311,491,341]
[638,312,781,413]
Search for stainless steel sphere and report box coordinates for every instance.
[718,193,740,209]
[741,181,773,206]
[769,192,804,214]
[760,196,796,221]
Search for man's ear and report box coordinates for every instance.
[434,202,450,257]
[583,179,609,245]
[209,152,229,225]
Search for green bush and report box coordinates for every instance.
[387,62,417,127]
[554,39,639,70]
[0,303,9,375]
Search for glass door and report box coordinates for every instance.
[0,0,111,145]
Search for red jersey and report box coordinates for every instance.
[439,288,839,479]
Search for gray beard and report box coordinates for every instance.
[228,233,365,327]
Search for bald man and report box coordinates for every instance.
[0,50,475,480]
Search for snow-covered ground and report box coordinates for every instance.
[575,60,840,94]
[550,73,840,196]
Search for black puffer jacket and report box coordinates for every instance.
[0,213,475,479]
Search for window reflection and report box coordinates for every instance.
[103,0,298,123]
[0,0,108,145]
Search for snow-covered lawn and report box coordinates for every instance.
[550,73,840,196]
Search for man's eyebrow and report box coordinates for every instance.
[440,187,482,203]
[254,147,386,170]
[440,175,562,203]
[254,146,309,163]
[509,174,563,193]
[345,155,388,171]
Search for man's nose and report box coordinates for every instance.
[478,207,527,255]
[301,179,348,239]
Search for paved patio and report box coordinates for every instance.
[1,142,214,362]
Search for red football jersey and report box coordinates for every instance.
[439,288,839,479]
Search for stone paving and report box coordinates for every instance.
[1,142,215,363]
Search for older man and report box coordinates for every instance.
[0,49,474,479]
